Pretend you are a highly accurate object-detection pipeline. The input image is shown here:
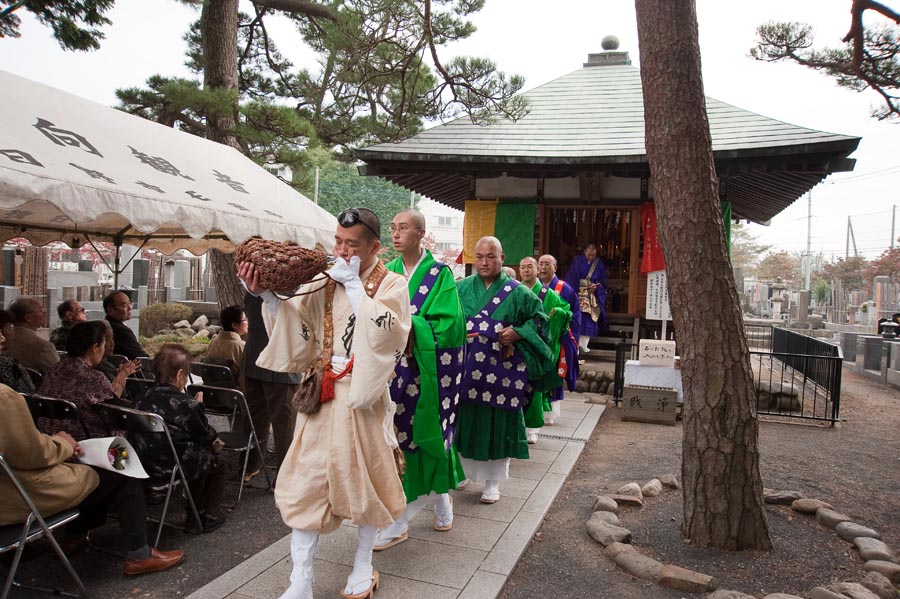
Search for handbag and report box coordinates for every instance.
[294,357,327,415]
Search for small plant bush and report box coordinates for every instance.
[139,303,194,337]
[139,333,211,358]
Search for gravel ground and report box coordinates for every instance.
[500,367,900,599]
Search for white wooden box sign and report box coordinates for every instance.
[638,339,677,367]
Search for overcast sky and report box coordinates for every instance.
[0,0,896,260]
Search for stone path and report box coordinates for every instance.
[186,398,605,599]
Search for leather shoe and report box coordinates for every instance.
[123,547,185,576]
[57,534,87,556]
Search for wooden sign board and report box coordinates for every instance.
[645,270,671,321]
[638,339,677,367]
[622,385,678,426]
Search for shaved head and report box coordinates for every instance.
[538,254,559,284]
[538,254,557,267]
[474,236,504,284]
[518,257,538,286]
[476,236,503,254]
[397,209,426,231]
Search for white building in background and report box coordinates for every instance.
[418,197,464,277]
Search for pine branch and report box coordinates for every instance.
[250,0,337,21]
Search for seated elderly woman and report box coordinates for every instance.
[0,309,35,394]
[38,320,140,439]
[204,305,247,387]
[129,343,228,533]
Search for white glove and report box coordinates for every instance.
[329,256,361,284]
[330,256,364,315]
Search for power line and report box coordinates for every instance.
[826,164,900,184]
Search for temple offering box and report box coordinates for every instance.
[622,384,678,426]
[638,339,676,367]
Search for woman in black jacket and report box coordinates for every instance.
[129,343,227,533]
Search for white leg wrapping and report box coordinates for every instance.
[278,529,319,599]
[404,494,430,521]
[549,401,562,420]
[344,525,377,595]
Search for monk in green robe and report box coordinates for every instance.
[518,257,572,444]
[456,237,553,504]
[375,209,466,550]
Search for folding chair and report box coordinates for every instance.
[0,454,85,598]
[135,357,155,381]
[186,384,270,506]
[123,378,155,403]
[108,354,128,368]
[22,367,42,390]
[22,394,90,440]
[96,404,203,547]
[191,361,238,390]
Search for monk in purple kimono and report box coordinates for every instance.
[538,254,580,423]
[564,243,607,352]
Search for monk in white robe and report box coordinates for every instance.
[239,207,409,599]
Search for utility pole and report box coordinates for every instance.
[892,204,896,249]
[410,190,416,209]
[846,216,850,259]
[805,191,812,291]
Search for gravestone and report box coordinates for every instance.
[132,259,150,287]
[0,249,15,286]
[0,285,21,309]
[841,332,858,363]
[173,261,191,290]
[857,335,884,372]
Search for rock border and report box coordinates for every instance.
[585,477,899,598]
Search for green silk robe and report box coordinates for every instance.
[455,272,553,461]
[386,251,466,501]
[523,280,572,427]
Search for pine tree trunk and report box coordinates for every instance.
[201,0,239,148]
[200,0,242,310]
[634,0,772,550]
[208,249,244,308]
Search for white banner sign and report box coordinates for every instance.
[646,270,672,321]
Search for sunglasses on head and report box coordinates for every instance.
[337,208,380,239]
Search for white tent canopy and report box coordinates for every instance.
[0,69,336,256]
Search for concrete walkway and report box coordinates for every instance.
[187,397,605,599]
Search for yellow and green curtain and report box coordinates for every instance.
[462,199,536,264]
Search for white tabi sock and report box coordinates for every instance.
[483,479,500,499]
[345,525,377,595]
[433,493,453,526]
[278,529,319,599]
[579,335,591,352]
[374,510,408,548]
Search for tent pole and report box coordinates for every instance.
[113,237,122,289]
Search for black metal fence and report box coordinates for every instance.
[613,340,637,404]
[749,326,842,425]
[610,324,842,424]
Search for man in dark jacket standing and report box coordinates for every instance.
[238,292,299,484]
